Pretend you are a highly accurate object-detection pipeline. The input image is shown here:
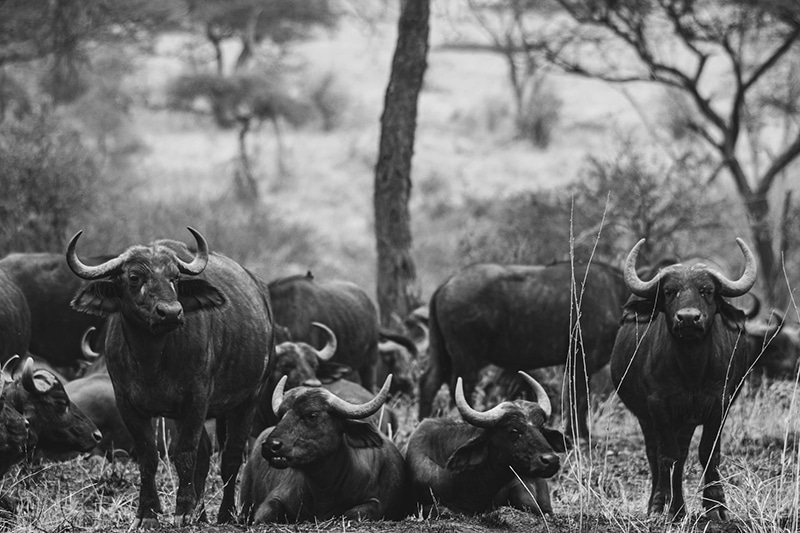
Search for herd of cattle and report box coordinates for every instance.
[0,228,798,527]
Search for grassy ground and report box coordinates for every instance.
[2,378,799,533]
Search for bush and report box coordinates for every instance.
[307,71,349,131]
[0,112,101,256]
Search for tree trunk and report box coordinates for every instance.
[373,0,429,329]
[743,191,784,308]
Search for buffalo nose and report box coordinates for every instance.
[676,308,702,325]
[155,302,183,320]
[268,439,282,454]
[92,429,103,443]
[540,453,560,468]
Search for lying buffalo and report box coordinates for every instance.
[0,377,28,476]
[240,375,409,523]
[406,371,569,515]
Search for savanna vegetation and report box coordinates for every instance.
[0,0,799,532]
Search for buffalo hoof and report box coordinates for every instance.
[131,517,160,530]
[173,513,192,526]
[704,507,728,521]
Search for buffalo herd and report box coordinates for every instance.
[0,229,798,527]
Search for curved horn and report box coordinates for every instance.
[1,355,19,377]
[66,231,126,280]
[21,358,55,394]
[455,377,506,428]
[325,374,393,419]
[624,239,663,298]
[80,327,100,360]
[311,322,337,361]
[175,227,209,275]
[518,371,551,418]
[707,238,758,297]
[271,375,288,417]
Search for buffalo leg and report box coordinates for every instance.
[699,417,728,520]
[217,402,255,523]
[667,426,693,521]
[172,414,206,525]
[118,400,161,527]
[638,417,666,515]
[418,360,444,419]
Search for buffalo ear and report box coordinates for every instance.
[317,362,353,383]
[446,433,489,472]
[718,298,746,332]
[177,279,226,313]
[343,419,384,448]
[542,427,571,453]
[71,281,122,316]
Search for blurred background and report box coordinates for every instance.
[1,0,798,311]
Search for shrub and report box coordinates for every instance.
[517,77,562,148]
[0,112,101,256]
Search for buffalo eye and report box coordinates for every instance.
[305,412,318,422]
[128,273,141,286]
[507,427,521,441]
[699,286,713,298]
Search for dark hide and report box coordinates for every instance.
[240,387,409,523]
[268,273,380,390]
[68,234,274,526]
[0,386,27,476]
[405,403,568,515]
[611,274,752,520]
[0,268,30,367]
[419,261,628,438]
[0,253,110,375]
[746,314,800,382]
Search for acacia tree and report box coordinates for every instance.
[540,0,800,307]
[374,0,430,328]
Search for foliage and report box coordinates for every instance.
[307,71,349,132]
[0,112,101,255]
[0,0,186,103]
[517,75,562,147]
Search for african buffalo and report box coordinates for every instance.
[376,330,419,398]
[0,268,30,367]
[4,357,101,456]
[252,323,398,437]
[419,261,629,438]
[0,378,28,476]
[0,253,106,376]
[406,372,569,515]
[268,273,380,390]
[67,227,274,527]
[240,374,409,523]
[746,310,800,382]
[610,238,757,520]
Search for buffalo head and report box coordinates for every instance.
[67,227,225,335]
[377,331,419,398]
[263,374,393,469]
[451,372,568,479]
[270,322,350,388]
[6,358,101,453]
[624,238,757,341]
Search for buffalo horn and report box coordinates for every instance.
[80,327,101,360]
[325,374,393,419]
[271,375,288,417]
[175,227,209,275]
[66,231,126,280]
[455,377,506,428]
[21,358,56,395]
[311,322,337,361]
[707,238,757,297]
[518,371,551,418]
[623,239,663,298]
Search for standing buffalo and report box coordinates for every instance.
[406,372,569,515]
[610,238,757,520]
[0,253,106,376]
[268,273,380,390]
[419,261,628,438]
[0,268,30,367]
[252,322,398,437]
[67,227,273,527]
[240,375,409,523]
